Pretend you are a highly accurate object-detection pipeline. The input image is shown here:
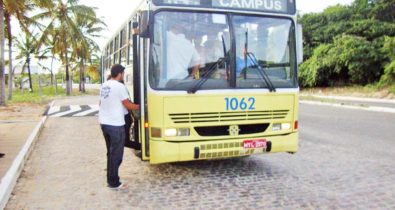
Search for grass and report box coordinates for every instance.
[5,84,99,105]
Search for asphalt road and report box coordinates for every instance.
[5,99,395,209]
[300,103,395,159]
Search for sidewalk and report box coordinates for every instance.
[300,94,395,113]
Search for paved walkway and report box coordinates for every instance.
[4,96,144,209]
[6,117,131,209]
[0,105,46,179]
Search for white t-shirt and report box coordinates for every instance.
[166,31,200,80]
[123,85,132,115]
[99,80,129,126]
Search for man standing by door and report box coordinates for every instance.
[99,64,140,190]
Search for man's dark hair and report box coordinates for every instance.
[111,64,125,78]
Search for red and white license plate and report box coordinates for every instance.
[243,139,267,149]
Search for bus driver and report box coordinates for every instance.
[165,21,200,81]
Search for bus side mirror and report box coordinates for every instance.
[139,11,151,38]
[296,24,303,65]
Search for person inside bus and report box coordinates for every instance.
[165,21,200,81]
[236,45,256,77]
[99,64,140,190]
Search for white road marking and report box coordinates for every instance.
[73,105,99,117]
[47,106,61,115]
[50,105,81,117]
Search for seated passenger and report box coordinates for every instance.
[165,22,200,80]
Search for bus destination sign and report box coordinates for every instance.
[156,0,295,14]
[213,0,287,13]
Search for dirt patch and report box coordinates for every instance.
[0,103,48,121]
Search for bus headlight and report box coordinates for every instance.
[178,128,190,136]
[281,123,291,130]
[164,128,177,137]
[164,128,190,137]
[272,123,291,131]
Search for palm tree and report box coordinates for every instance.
[34,0,103,95]
[0,0,6,106]
[36,30,61,87]
[4,0,26,99]
[73,14,105,92]
[15,32,37,91]
[0,0,53,104]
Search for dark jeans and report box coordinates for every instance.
[101,124,125,187]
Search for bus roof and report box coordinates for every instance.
[152,0,296,15]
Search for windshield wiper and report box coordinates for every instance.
[187,57,225,94]
[246,52,276,92]
[244,30,276,92]
[188,35,229,94]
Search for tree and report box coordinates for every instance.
[299,0,395,88]
[0,0,6,106]
[36,29,62,91]
[4,0,27,99]
[379,36,395,85]
[300,35,382,87]
[370,0,395,22]
[86,63,100,83]
[72,11,104,92]
[34,0,103,95]
[0,0,53,104]
[15,32,37,91]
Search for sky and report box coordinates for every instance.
[79,0,355,49]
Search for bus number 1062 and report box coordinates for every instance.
[225,97,256,111]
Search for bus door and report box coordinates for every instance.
[125,20,142,152]
[139,10,151,161]
[127,12,151,161]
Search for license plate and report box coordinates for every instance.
[243,139,267,149]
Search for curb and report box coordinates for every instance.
[300,100,395,114]
[300,94,395,104]
[0,101,53,210]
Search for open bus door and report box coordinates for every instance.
[138,11,151,161]
[125,20,142,152]
[126,13,151,162]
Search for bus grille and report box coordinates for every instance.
[169,110,289,124]
[194,123,269,136]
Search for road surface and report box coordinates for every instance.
[5,97,395,209]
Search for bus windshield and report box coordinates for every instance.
[150,11,297,91]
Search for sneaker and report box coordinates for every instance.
[109,183,128,191]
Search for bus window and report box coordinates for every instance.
[120,47,127,66]
[233,16,297,89]
[151,11,230,90]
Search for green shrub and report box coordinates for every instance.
[379,36,395,85]
[299,35,381,87]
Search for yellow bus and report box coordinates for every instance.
[101,0,303,164]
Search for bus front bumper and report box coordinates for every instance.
[149,132,298,164]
